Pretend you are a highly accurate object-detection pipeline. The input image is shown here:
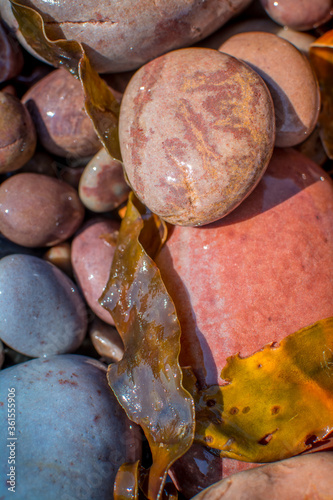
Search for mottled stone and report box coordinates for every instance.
[89,317,124,363]
[260,0,333,31]
[0,355,141,499]
[0,254,87,357]
[0,0,252,73]
[0,92,36,173]
[0,21,23,83]
[22,69,101,158]
[71,219,120,326]
[193,453,333,500]
[0,173,84,247]
[120,48,275,226]
[219,32,320,148]
[79,148,130,212]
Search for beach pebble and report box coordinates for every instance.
[0,173,84,247]
[219,32,320,148]
[71,219,119,326]
[0,0,252,73]
[0,92,36,173]
[0,340,3,369]
[0,21,23,83]
[260,0,333,31]
[120,47,275,226]
[43,242,72,276]
[22,69,101,158]
[89,317,124,364]
[79,148,130,212]
[0,355,141,499]
[0,254,87,357]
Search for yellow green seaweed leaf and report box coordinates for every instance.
[185,317,333,463]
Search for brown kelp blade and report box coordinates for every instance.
[100,194,195,500]
[310,30,333,159]
[10,0,121,160]
[185,317,333,463]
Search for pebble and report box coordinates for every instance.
[0,354,141,499]
[0,340,3,369]
[0,92,37,173]
[260,0,333,31]
[22,69,101,158]
[0,172,85,247]
[120,47,275,226]
[0,20,23,83]
[219,32,320,148]
[79,148,130,212]
[89,317,124,364]
[71,219,120,326]
[0,0,252,73]
[0,254,87,357]
[43,242,72,276]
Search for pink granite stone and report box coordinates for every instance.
[219,32,320,148]
[71,219,120,326]
[162,147,333,496]
[120,47,275,226]
[156,148,333,387]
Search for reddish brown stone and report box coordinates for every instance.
[0,173,84,247]
[219,32,320,148]
[120,48,275,226]
[260,0,333,31]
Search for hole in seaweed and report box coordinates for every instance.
[271,406,280,415]
[305,434,318,446]
[258,433,273,445]
[242,406,251,414]
[229,407,239,415]
[204,435,213,444]
[270,341,280,349]
[257,364,262,368]
[206,399,216,408]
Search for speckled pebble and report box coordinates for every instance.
[219,32,320,147]
[120,47,275,226]
[71,219,120,325]
[0,173,84,247]
[0,355,141,499]
[0,254,87,357]
[79,148,130,212]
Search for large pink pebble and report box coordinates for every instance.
[156,148,333,387]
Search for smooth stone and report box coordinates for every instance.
[71,219,120,326]
[22,69,101,158]
[193,453,333,500]
[156,148,333,387]
[162,148,333,495]
[89,317,124,364]
[18,150,58,177]
[219,32,320,148]
[260,0,333,31]
[0,172,84,247]
[43,242,72,276]
[120,47,275,226]
[296,126,328,167]
[79,148,130,213]
[0,92,36,173]
[0,0,252,73]
[0,21,23,83]
[0,254,87,357]
[0,355,141,499]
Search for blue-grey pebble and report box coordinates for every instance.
[0,254,87,356]
[0,355,141,500]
